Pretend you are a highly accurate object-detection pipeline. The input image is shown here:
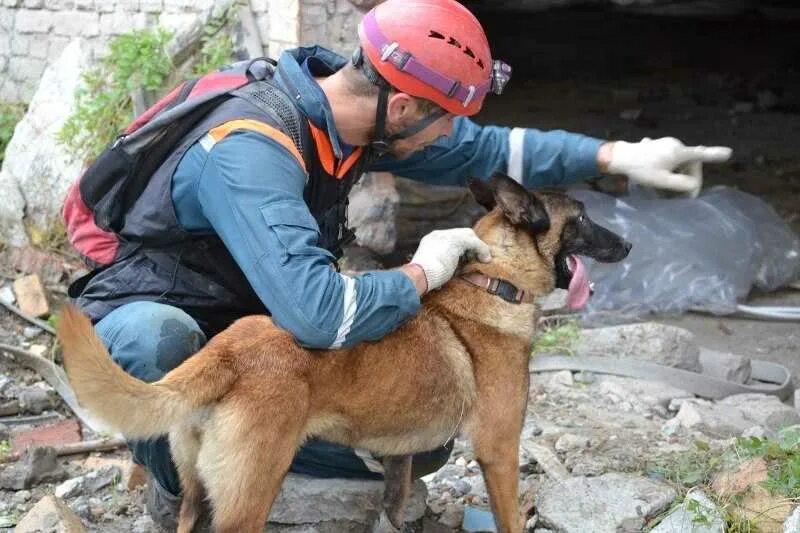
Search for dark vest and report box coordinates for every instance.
[72,79,373,337]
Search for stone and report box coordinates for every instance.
[22,326,43,339]
[268,474,426,525]
[0,39,88,247]
[83,456,146,490]
[673,400,752,438]
[519,442,569,482]
[17,385,54,414]
[55,476,86,499]
[14,495,85,533]
[739,486,794,531]
[439,502,465,528]
[785,506,800,533]
[0,284,15,304]
[14,8,54,33]
[711,458,767,498]
[536,473,676,533]
[12,489,32,504]
[554,433,600,453]
[0,422,10,442]
[698,348,751,384]
[595,375,692,413]
[12,273,50,317]
[569,323,700,371]
[0,445,66,490]
[131,514,158,533]
[348,172,398,254]
[651,490,724,532]
[718,394,800,430]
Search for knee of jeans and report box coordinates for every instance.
[96,302,207,382]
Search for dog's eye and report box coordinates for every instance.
[577,214,585,223]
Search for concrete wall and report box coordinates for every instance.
[0,0,365,104]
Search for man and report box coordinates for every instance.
[67,0,731,528]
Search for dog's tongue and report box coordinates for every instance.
[566,255,591,310]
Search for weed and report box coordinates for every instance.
[531,320,581,356]
[59,28,174,162]
[0,440,11,460]
[0,102,26,166]
[193,4,237,76]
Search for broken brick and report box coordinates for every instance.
[12,273,51,318]
[11,419,82,455]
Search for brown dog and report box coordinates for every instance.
[57,172,630,533]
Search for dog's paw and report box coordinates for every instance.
[371,510,402,533]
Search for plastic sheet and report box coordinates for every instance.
[573,186,800,317]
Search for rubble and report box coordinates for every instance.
[11,274,50,318]
[14,495,86,533]
[0,445,66,490]
[651,490,724,533]
[535,473,676,532]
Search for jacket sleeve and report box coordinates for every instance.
[195,130,420,349]
[369,116,605,188]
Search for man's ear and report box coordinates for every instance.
[490,172,550,233]
[386,92,415,123]
[468,177,496,211]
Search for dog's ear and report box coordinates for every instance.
[468,177,496,211]
[490,173,550,233]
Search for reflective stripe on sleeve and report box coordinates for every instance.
[329,274,357,349]
[507,127,526,183]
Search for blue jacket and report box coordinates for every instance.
[169,46,604,349]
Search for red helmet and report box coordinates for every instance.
[357,0,510,116]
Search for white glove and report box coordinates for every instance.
[410,228,491,291]
[608,137,732,196]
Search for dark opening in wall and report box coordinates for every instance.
[464,3,800,232]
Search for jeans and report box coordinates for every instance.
[95,301,452,497]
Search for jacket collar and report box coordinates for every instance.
[275,46,350,159]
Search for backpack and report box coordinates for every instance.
[62,58,285,267]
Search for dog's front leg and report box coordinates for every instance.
[469,376,528,532]
[372,454,412,533]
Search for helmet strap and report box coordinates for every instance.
[352,46,448,154]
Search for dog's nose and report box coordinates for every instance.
[623,240,633,253]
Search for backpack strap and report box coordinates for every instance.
[198,119,306,171]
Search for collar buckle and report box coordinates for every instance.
[487,278,523,303]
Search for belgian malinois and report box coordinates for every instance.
[57,172,631,533]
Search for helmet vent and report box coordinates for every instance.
[428,29,487,71]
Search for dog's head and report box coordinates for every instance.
[468,172,631,309]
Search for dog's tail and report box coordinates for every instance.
[57,304,236,439]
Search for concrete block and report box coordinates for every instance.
[52,10,100,37]
[14,8,53,33]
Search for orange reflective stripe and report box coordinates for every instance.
[207,119,305,171]
[308,121,335,175]
[336,146,364,179]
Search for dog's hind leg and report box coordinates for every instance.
[169,424,206,533]
[198,379,309,533]
[372,455,412,533]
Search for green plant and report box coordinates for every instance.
[192,5,237,76]
[531,320,581,355]
[734,427,800,498]
[59,28,174,162]
[0,102,26,166]
[0,440,11,460]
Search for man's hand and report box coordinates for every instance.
[600,137,732,195]
[405,228,492,294]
